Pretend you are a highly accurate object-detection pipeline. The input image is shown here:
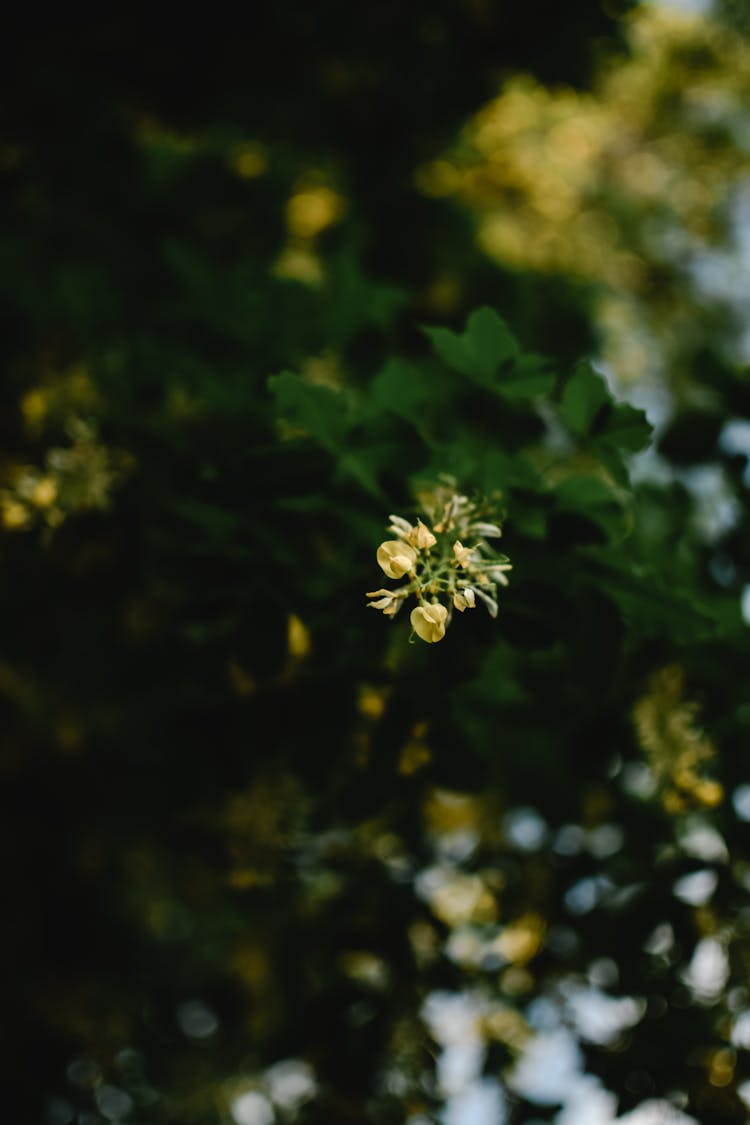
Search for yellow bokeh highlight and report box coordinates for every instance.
[708,1046,735,1087]
[230,142,268,179]
[482,1004,531,1049]
[633,665,723,813]
[21,367,99,436]
[2,500,31,530]
[494,912,545,966]
[302,350,345,391]
[274,176,346,287]
[338,950,389,989]
[272,244,324,286]
[286,185,345,239]
[29,476,58,508]
[357,683,390,721]
[21,388,48,432]
[287,613,312,659]
[423,787,484,837]
[428,871,497,927]
[399,736,432,776]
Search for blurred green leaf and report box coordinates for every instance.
[368,358,438,424]
[268,371,350,453]
[560,360,610,435]
[423,306,553,399]
[596,401,653,453]
[555,474,630,539]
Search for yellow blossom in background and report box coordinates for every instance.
[419,4,750,386]
[271,244,324,287]
[633,665,723,813]
[398,735,432,776]
[357,684,390,721]
[287,613,312,660]
[423,787,487,838]
[273,176,346,287]
[286,184,345,240]
[29,476,58,508]
[0,415,129,535]
[20,367,99,437]
[482,1004,531,1050]
[229,141,268,179]
[410,603,448,644]
[494,913,546,966]
[427,871,495,927]
[1,501,31,530]
[20,388,48,434]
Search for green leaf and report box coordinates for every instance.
[423,306,517,384]
[510,504,547,538]
[560,361,610,436]
[423,306,551,400]
[169,498,243,541]
[497,369,557,401]
[555,474,621,507]
[269,371,385,498]
[555,474,630,539]
[422,325,477,378]
[368,358,437,424]
[465,306,519,380]
[599,402,653,452]
[323,249,406,343]
[268,371,349,454]
[581,552,715,642]
[336,451,382,497]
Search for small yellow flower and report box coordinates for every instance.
[411,602,448,643]
[453,540,474,568]
[407,520,437,550]
[366,588,399,615]
[453,587,476,612]
[1,500,31,530]
[377,540,418,579]
[30,476,58,508]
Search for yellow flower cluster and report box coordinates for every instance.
[416,5,750,385]
[0,418,128,534]
[633,664,723,813]
[366,488,512,643]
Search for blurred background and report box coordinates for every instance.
[3,1,750,1122]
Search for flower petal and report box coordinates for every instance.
[377,540,418,579]
[410,602,448,643]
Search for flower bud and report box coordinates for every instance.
[388,513,414,540]
[472,521,503,539]
[410,602,448,643]
[366,588,403,616]
[377,540,418,579]
[453,540,474,568]
[453,587,476,612]
[408,519,437,550]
